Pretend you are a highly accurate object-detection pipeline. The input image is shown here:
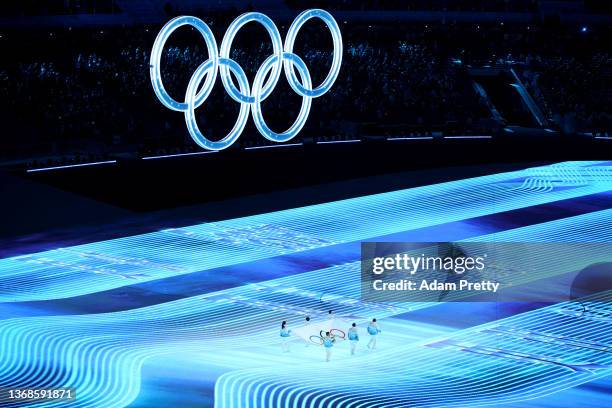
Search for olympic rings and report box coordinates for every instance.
[150,9,343,151]
[315,328,346,343]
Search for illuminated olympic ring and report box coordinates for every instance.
[150,9,343,151]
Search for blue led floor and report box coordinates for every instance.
[0,162,611,407]
[1,161,612,303]
[216,292,612,408]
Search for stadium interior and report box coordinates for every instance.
[0,1,610,407]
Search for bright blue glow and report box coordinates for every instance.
[3,161,612,303]
[26,160,117,173]
[0,207,611,407]
[1,162,612,407]
[184,57,251,150]
[218,12,283,104]
[316,139,361,144]
[149,16,218,112]
[386,136,433,141]
[150,9,342,151]
[283,9,343,98]
[581,26,588,33]
[444,135,492,139]
[467,208,612,242]
[251,52,312,142]
[215,293,612,407]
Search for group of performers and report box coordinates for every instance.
[280,310,381,361]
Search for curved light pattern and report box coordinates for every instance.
[1,161,612,303]
[150,9,342,150]
[512,162,612,192]
[0,262,415,408]
[215,292,612,408]
[0,208,612,407]
[466,208,612,242]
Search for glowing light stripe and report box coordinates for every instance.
[386,136,433,141]
[2,161,612,304]
[443,135,492,139]
[316,139,361,144]
[0,210,611,407]
[26,160,117,173]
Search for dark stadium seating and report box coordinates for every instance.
[0,1,609,166]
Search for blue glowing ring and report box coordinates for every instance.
[283,9,343,98]
[219,12,283,104]
[184,58,250,151]
[150,16,218,111]
[251,53,312,143]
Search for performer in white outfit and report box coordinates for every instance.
[323,331,335,362]
[348,322,359,355]
[367,318,380,350]
[280,321,291,353]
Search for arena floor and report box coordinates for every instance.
[1,161,611,407]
